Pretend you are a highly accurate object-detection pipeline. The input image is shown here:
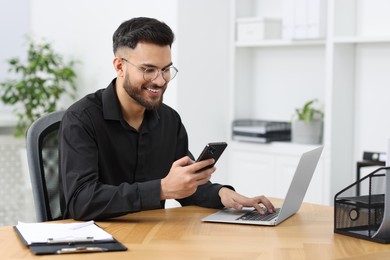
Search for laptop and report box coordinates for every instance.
[202,146,324,226]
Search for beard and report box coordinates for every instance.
[123,71,165,110]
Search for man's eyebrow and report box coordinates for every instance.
[141,62,173,69]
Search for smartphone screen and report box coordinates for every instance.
[195,142,227,173]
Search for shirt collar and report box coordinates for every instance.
[102,78,121,121]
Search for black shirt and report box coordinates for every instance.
[59,79,227,220]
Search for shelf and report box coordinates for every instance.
[230,140,322,154]
[236,37,390,47]
[333,36,390,44]
[235,39,325,48]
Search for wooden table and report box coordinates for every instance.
[1,201,389,259]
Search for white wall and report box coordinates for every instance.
[354,44,390,155]
[352,0,390,158]
[176,1,231,154]
[174,0,231,183]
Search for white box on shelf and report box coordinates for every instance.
[236,17,282,43]
[306,0,326,39]
[284,0,326,40]
[293,0,307,39]
[282,0,294,40]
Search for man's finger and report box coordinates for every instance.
[191,158,215,173]
[254,196,275,213]
[252,203,265,214]
[173,156,193,167]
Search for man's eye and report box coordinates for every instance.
[144,68,156,74]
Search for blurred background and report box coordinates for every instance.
[1,0,390,226]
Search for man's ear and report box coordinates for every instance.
[113,57,125,77]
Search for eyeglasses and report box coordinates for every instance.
[121,57,178,83]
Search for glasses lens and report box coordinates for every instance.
[143,66,178,82]
[163,67,177,82]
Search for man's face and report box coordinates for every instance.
[122,43,172,110]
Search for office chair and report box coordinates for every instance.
[26,111,65,222]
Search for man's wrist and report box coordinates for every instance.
[160,179,167,200]
[218,187,230,198]
[160,178,172,200]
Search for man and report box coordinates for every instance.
[59,17,274,220]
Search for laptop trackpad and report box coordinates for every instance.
[202,208,254,222]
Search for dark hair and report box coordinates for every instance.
[112,17,175,54]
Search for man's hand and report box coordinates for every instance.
[160,156,216,200]
[218,187,275,214]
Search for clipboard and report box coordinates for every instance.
[13,223,127,255]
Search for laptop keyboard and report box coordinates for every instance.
[236,208,280,221]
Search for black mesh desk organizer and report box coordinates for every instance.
[334,166,390,243]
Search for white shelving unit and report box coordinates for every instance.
[227,0,390,205]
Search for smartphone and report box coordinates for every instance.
[195,142,228,173]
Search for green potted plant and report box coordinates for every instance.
[0,39,77,137]
[292,99,324,144]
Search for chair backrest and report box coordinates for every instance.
[26,111,64,222]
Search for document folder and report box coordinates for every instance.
[14,221,127,255]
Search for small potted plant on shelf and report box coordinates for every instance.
[0,38,78,137]
[292,99,324,145]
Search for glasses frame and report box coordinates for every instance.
[121,57,178,83]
